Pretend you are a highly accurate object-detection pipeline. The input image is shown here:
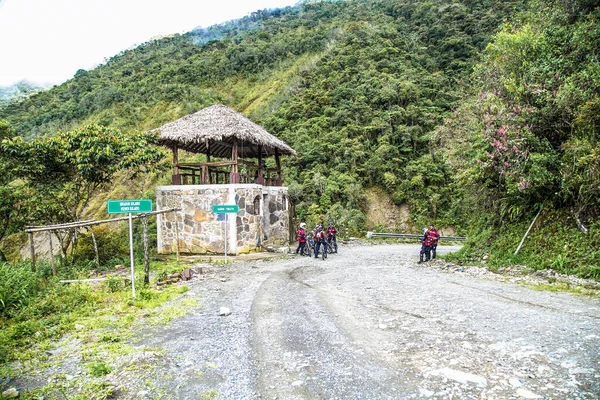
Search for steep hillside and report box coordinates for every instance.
[0,0,523,231]
[438,0,600,276]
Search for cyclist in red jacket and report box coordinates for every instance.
[427,224,440,259]
[314,224,328,258]
[295,222,307,256]
[326,223,337,253]
[419,228,433,263]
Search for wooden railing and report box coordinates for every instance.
[172,160,282,186]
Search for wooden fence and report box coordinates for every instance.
[24,208,180,284]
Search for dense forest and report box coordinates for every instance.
[1,0,599,276]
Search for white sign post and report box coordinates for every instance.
[107,199,153,298]
[128,213,135,297]
[212,205,239,262]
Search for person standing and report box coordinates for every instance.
[295,222,307,255]
[314,224,328,258]
[419,227,433,263]
[427,224,440,259]
[326,222,337,253]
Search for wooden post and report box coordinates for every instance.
[48,231,56,276]
[174,212,180,261]
[172,145,181,185]
[515,205,544,255]
[275,149,282,186]
[142,216,150,285]
[28,232,36,272]
[230,139,240,184]
[90,227,100,270]
[257,150,264,185]
[205,140,211,184]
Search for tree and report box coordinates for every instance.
[0,120,27,261]
[1,124,167,255]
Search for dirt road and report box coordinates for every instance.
[117,244,600,399]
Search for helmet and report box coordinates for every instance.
[300,222,306,228]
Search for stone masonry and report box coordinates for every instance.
[156,184,290,255]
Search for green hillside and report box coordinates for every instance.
[1,0,599,276]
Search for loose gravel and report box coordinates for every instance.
[9,243,600,399]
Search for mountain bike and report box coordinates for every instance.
[302,237,314,256]
[327,235,338,254]
[317,240,328,260]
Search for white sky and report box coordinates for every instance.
[0,0,299,87]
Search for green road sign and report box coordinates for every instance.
[212,204,239,213]
[107,199,153,214]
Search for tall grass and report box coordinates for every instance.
[446,210,600,281]
[0,262,44,318]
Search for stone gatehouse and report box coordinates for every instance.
[156,184,290,255]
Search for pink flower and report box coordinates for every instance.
[518,180,531,191]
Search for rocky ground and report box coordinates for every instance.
[6,243,600,399]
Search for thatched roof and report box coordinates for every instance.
[152,104,296,158]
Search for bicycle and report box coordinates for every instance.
[316,240,328,260]
[302,237,314,257]
[327,235,338,254]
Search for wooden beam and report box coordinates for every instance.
[29,232,36,272]
[172,144,180,185]
[257,150,265,185]
[49,231,56,276]
[206,139,211,162]
[177,161,236,167]
[275,149,282,186]
[172,145,179,174]
[25,208,181,233]
[60,278,108,283]
[230,139,240,183]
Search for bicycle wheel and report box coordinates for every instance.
[327,242,334,254]
[304,244,311,256]
[304,242,311,256]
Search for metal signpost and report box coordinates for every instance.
[107,199,153,297]
[212,205,239,261]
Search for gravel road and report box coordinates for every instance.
[112,243,600,400]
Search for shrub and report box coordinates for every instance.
[71,225,128,269]
[103,275,125,293]
[0,262,43,318]
[86,362,112,377]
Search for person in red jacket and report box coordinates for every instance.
[427,224,441,259]
[326,223,337,253]
[313,224,328,258]
[295,222,307,256]
[419,228,433,263]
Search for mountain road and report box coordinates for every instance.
[127,243,600,399]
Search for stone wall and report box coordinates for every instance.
[262,187,290,245]
[156,184,290,255]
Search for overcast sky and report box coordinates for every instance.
[0,0,299,87]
